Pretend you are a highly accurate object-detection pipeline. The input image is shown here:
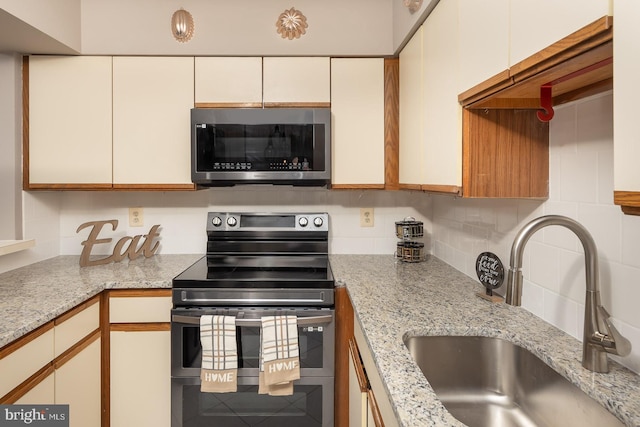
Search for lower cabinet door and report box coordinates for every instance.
[14,373,55,404]
[110,330,171,427]
[55,338,101,427]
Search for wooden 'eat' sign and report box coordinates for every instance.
[76,220,160,267]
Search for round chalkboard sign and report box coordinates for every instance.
[475,252,505,291]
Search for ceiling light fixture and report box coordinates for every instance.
[171,8,194,43]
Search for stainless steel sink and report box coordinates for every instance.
[404,335,624,427]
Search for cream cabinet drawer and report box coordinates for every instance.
[54,301,100,357]
[110,295,172,323]
[0,328,54,398]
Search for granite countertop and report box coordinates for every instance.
[329,254,640,427]
[0,254,202,347]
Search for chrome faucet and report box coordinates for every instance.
[505,215,631,373]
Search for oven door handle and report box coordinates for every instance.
[172,314,333,327]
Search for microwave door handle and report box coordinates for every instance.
[171,314,333,327]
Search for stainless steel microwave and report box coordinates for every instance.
[191,108,331,186]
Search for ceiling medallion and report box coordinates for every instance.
[403,0,423,14]
[276,7,308,40]
[171,8,195,43]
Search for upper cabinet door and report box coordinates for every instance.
[613,0,640,215]
[263,57,330,106]
[509,0,611,66]
[195,57,262,107]
[112,57,194,188]
[457,0,509,92]
[398,26,424,188]
[331,58,385,187]
[422,0,461,191]
[28,56,113,188]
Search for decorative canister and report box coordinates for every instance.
[395,217,426,262]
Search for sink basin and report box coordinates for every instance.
[404,335,624,427]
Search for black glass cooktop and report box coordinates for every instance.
[172,256,335,289]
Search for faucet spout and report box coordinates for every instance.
[505,215,631,373]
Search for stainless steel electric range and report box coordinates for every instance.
[171,212,335,427]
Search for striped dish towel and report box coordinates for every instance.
[200,315,237,393]
[259,315,300,396]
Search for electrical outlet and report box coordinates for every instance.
[129,207,144,227]
[360,208,374,227]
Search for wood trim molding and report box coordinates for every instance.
[398,183,423,191]
[384,58,400,191]
[194,102,263,109]
[109,323,171,332]
[366,388,386,427]
[263,102,331,109]
[27,183,114,191]
[458,69,512,106]
[54,294,100,325]
[614,191,640,216]
[0,364,55,404]
[0,321,54,359]
[53,328,101,370]
[112,184,196,191]
[101,292,110,427]
[335,287,353,427]
[420,184,462,196]
[348,339,368,392]
[108,289,171,298]
[22,56,30,191]
[330,184,385,190]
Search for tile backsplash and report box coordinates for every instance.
[432,92,640,373]
[3,91,639,373]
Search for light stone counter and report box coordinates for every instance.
[0,254,202,348]
[329,254,640,427]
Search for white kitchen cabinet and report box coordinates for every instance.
[331,58,385,187]
[108,290,171,427]
[14,373,55,404]
[457,0,509,92]
[263,57,330,106]
[399,0,462,194]
[55,338,101,427]
[0,327,54,399]
[110,330,170,427]
[509,0,611,66]
[422,0,462,190]
[112,56,194,187]
[613,0,640,214]
[1,297,100,425]
[195,57,262,106]
[398,25,423,188]
[28,56,113,187]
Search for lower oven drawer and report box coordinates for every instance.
[171,375,334,427]
[171,307,335,378]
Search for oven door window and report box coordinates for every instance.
[180,323,326,370]
[172,376,333,427]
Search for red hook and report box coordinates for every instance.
[537,84,554,122]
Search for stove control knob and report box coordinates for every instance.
[313,217,324,228]
[298,217,309,227]
[227,217,238,227]
[211,216,222,227]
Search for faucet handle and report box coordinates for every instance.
[596,306,632,357]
